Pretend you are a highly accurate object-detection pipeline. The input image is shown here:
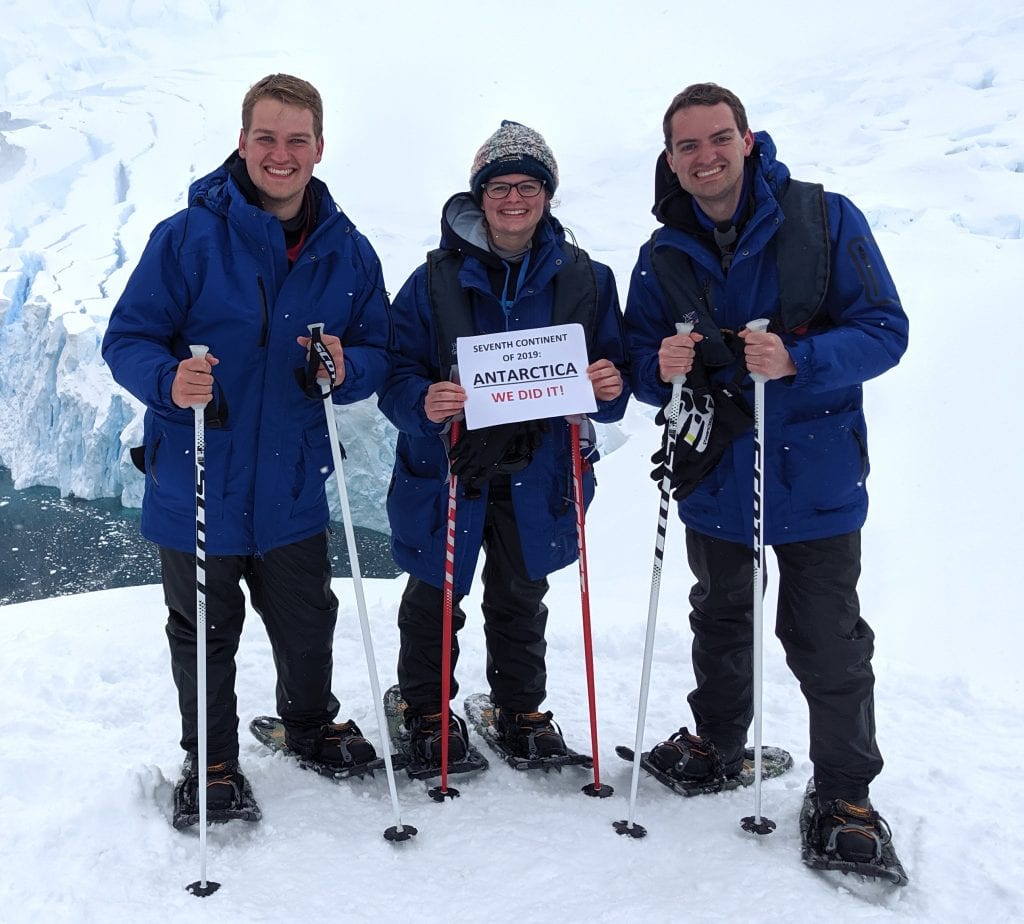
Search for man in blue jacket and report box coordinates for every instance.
[624,84,908,863]
[102,74,391,825]
[379,121,629,773]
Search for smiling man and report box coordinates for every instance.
[238,91,324,220]
[623,83,909,874]
[102,74,392,828]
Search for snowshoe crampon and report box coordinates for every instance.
[249,716,409,781]
[799,779,908,886]
[382,684,488,781]
[464,693,593,772]
[615,742,793,797]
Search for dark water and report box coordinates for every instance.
[0,466,399,606]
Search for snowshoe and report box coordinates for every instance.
[616,729,793,797]
[249,716,409,780]
[465,693,593,772]
[383,684,488,781]
[646,727,744,781]
[799,778,908,886]
[172,755,261,830]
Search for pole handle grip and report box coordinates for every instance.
[746,319,770,384]
[188,345,210,412]
[670,322,694,387]
[307,322,325,336]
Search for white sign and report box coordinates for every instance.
[456,322,597,430]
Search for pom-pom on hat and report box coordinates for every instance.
[469,120,559,201]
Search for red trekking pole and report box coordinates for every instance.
[428,405,462,802]
[569,416,613,799]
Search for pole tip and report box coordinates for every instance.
[612,819,647,838]
[186,880,222,897]
[740,815,777,835]
[384,824,419,842]
[427,785,460,802]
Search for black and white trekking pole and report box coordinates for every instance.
[740,318,776,837]
[430,366,462,803]
[568,415,613,799]
[614,321,692,839]
[185,344,221,897]
[307,324,417,842]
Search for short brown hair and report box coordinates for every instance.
[662,83,749,150]
[242,74,324,139]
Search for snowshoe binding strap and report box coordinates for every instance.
[818,799,893,864]
[497,709,568,760]
[648,727,729,783]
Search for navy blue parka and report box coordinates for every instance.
[379,193,630,594]
[624,133,908,545]
[102,155,391,557]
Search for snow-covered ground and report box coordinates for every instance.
[2,0,1023,921]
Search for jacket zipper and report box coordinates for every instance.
[257,275,269,347]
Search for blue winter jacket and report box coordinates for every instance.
[624,133,908,546]
[379,194,630,594]
[102,159,391,556]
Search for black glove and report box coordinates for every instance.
[650,383,753,500]
[450,420,549,498]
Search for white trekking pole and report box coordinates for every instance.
[614,321,693,839]
[185,344,221,897]
[307,323,416,843]
[740,318,776,836]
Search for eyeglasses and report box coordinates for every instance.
[482,179,545,200]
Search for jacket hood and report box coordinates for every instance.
[438,191,567,267]
[652,130,790,230]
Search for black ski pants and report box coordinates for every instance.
[684,528,883,804]
[161,530,340,764]
[397,476,549,717]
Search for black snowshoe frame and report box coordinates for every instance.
[382,685,489,781]
[249,715,410,781]
[616,743,794,797]
[799,779,909,886]
[464,693,593,772]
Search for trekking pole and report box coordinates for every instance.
[614,321,692,838]
[185,344,221,897]
[307,324,417,842]
[568,415,613,799]
[429,366,462,803]
[740,318,776,836]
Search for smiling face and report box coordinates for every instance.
[238,98,323,220]
[666,102,754,223]
[480,172,549,252]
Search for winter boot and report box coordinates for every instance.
[647,727,743,783]
[289,719,377,770]
[204,760,249,811]
[407,711,470,767]
[173,754,261,828]
[811,797,893,864]
[178,755,251,812]
[494,708,568,760]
